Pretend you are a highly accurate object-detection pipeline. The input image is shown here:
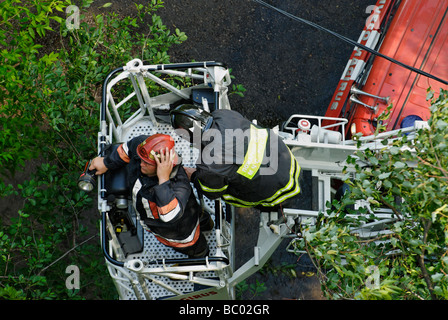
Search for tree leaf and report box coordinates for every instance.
[394,161,406,169]
[378,172,391,180]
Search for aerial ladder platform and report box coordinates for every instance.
[90,59,424,300]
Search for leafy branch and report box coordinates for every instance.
[299,90,448,300]
[0,0,187,299]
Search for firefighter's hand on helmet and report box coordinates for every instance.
[89,157,108,175]
[154,147,174,184]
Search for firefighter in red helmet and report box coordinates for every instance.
[89,134,213,258]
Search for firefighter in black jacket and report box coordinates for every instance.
[170,105,301,209]
[89,134,212,258]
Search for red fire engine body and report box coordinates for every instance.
[325,0,448,137]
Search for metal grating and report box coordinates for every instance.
[122,227,219,300]
[122,119,199,168]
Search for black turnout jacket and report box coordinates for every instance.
[194,109,301,208]
[104,135,201,248]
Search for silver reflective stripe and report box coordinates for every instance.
[132,179,155,219]
[159,202,181,223]
[122,142,129,155]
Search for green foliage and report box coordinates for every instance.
[236,279,267,300]
[299,90,448,300]
[230,83,247,98]
[0,0,186,299]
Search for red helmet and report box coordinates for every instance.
[137,134,179,165]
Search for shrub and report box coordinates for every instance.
[0,0,187,299]
[299,90,448,300]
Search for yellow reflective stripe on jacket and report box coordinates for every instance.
[261,151,297,203]
[236,125,268,180]
[198,179,228,193]
[223,150,301,207]
[268,159,301,206]
[221,197,258,207]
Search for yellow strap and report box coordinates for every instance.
[236,125,268,179]
[198,179,228,193]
